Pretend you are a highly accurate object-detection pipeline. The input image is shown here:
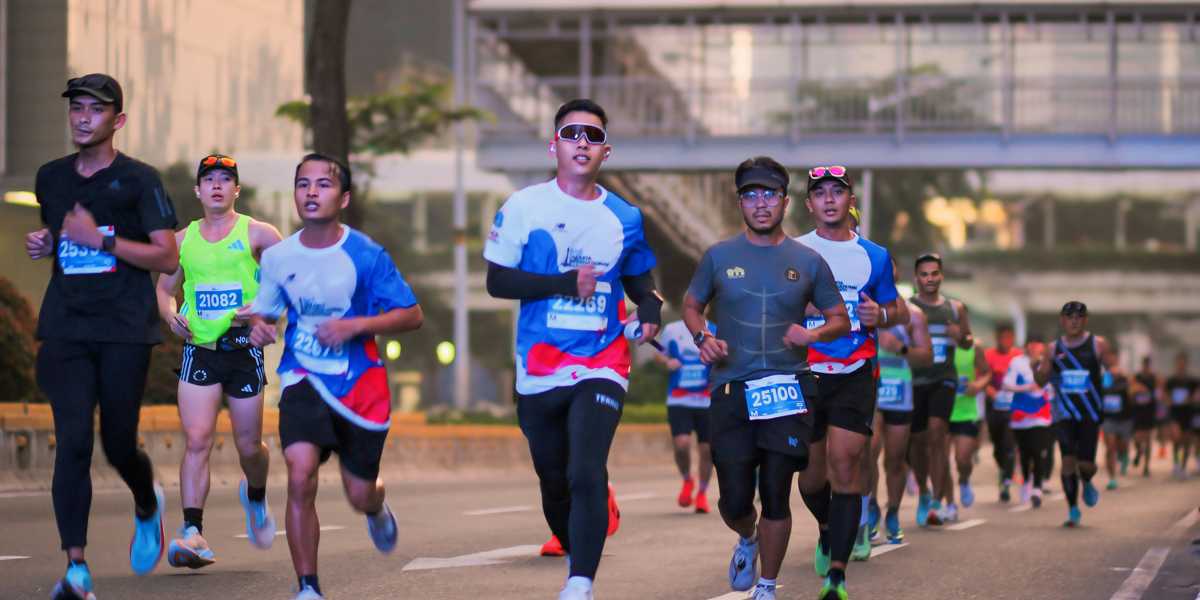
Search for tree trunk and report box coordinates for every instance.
[306,0,361,227]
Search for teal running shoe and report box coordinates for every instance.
[51,563,95,600]
[1063,506,1082,528]
[850,523,871,561]
[814,537,832,577]
[916,492,931,527]
[1082,481,1100,507]
[129,483,165,576]
[885,510,904,544]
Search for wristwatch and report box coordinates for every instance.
[694,330,710,346]
[101,235,116,252]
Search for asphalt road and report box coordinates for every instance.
[1,448,1197,600]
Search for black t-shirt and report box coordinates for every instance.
[35,152,177,344]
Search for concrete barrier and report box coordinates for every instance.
[0,404,673,493]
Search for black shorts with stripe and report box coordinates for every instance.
[179,343,266,399]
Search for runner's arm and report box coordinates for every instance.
[248,219,284,259]
[954,299,975,349]
[969,344,992,394]
[154,229,187,322]
[905,303,935,367]
[621,270,664,327]
[485,261,578,300]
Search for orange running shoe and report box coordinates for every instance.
[694,490,710,514]
[606,484,621,537]
[540,535,565,557]
[678,478,695,508]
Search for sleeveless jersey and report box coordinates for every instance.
[877,325,914,413]
[179,214,259,346]
[1049,334,1104,422]
[951,344,982,423]
[909,296,958,385]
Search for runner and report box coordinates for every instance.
[247,153,424,600]
[684,156,848,600]
[868,258,934,545]
[24,74,178,599]
[793,165,904,580]
[655,318,718,513]
[483,99,664,600]
[538,486,620,556]
[1164,352,1198,479]
[908,253,973,527]
[1035,301,1111,527]
[984,324,1022,502]
[1132,357,1160,477]
[1100,348,1139,489]
[154,154,282,567]
[944,338,991,520]
[1006,338,1054,508]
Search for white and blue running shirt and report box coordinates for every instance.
[253,225,417,431]
[661,319,716,409]
[797,231,898,375]
[484,180,656,395]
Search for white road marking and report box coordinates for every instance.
[946,518,987,531]
[402,544,542,571]
[235,525,344,539]
[616,492,658,502]
[0,556,30,561]
[1166,507,1198,538]
[871,542,909,556]
[463,505,532,516]
[1107,547,1169,600]
[706,585,783,600]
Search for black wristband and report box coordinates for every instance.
[636,290,663,326]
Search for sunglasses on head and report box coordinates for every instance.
[201,155,237,168]
[556,123,607,145]
[809,165,847,179]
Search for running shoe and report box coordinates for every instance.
[1031,487,1043,508]
[167,525,215,569]
[867,500,881,541]
[1082,481,1100,507]
[366,502,398,554]
[818,576,849,600]
[1063,506,1082,528]
[926,500,944,526]
[885,510,904,544]
[1019,481,1032,505]
[941,503,959,523]
[606,484,620,537]
[1106,479,1118,491]
[51,563,95,600]
[293,585,324,600]
[750,583,776,600]
[999,479,1011,504]
[694,491,710,514]
[959,482,975,508]
[850,523,872,561]
[728,536,759,592]
[678,478,695,508]
[129,483,165,576]
[239,479,276,550]
[540,535,566,557]
[916,492,932,527]
[814,538,831,577]
[558,578,593,600]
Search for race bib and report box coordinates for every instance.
[194,282,243,320]
[292,324,348,375]
[1059,369,1090,395]
[993,391,1013,411]
[1134,392,1152,406]
[58,226,116,275]
[806,295,861,333]
[745,374,807,420]
[1171,388,1190,405]
[678,363,708,389]
[1102,394,1122,414]
[547,281,610,332]
[877,377,913,412]
[957,375,970,395]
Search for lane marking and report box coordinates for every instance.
[402,544,541,571]
[946,518,986,531]
[871,542,908,557]
[463,505,532,516]
[0,556,30,561]
[616,492,658,502]
[706,585,783,600]
[1167,508,1198,538]
[1107,547,1169,600]
[235,525,344,539]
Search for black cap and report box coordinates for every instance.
[196,154,239,184]
[62,74,124,113]
[807,166,852,192]
[1061,301,1088,316]
[735,158,789,193]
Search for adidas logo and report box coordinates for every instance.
[241,384,254,393]
[228,239,246,251]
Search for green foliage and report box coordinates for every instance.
[0,277,42,403]
[626,359,669,406]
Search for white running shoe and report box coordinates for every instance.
[292,585,324,600]
[942,503,960,523]
[558,577,594,600]
[1019,481,1032,505]
[750,584,777,600]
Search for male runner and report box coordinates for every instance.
[908,254,973,527]
[655,318,717,513]
[25,74,178,599]
[984,324,1021,501]
[685,156,847,600]
[1164,352,1198,479]
[1006,339,1054,507]
[944,339,991,520]
[869,259,933,545]
[1100,348,1139,489]
[1035,301,1111,527]
[793,165,903,581]
[1131,357,1159,477]
[248,154,423,600]
[483,99,664,600]
[155,154,282,567]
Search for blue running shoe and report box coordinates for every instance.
[960,483,975,508]
[129,483,165,576]
[885,510,904,544]
[167,525,215,569]
[367,502,398,554]
[727,536,758,592]
[916,492,931,527]
[1063,506,1082,528]
[239,479,276,550]
[1082,481,1099,507]
[867,501,881,541]
[51,563,95,600]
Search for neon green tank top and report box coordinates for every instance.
[951,344,980,423]
[179,214,259,346]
